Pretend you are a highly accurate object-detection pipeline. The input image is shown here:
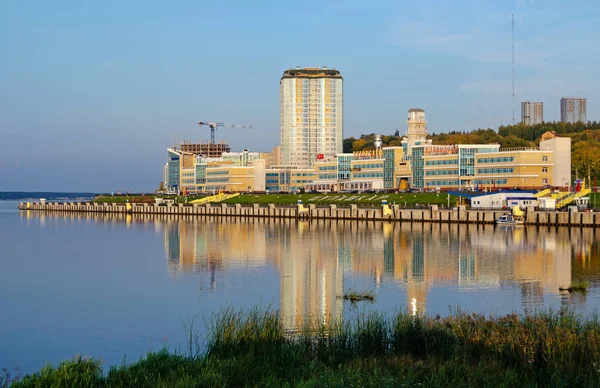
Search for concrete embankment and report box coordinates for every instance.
[18,202,599,227]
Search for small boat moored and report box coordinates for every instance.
[496,206,525,226]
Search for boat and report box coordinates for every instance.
[496,206,524,226]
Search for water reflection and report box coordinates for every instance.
[21,211,600,322]
[159,216,599,323]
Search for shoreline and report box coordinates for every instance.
[18,201,600,227]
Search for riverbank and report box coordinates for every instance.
[10,308,600,387]
[19,201,600,227]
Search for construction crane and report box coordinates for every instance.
[197,121,253,144]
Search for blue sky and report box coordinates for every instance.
[1,0,598,192]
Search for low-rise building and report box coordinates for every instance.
[164,132,570,194]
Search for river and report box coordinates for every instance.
[1,200,599,374]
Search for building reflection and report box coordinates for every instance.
[161,216,598,319]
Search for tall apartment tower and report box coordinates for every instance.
[560,97,587,124]
[405,108,428,155]
[280,67,343,168]
[521,101,543,125]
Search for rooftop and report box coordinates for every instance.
[281,67,342,80]
[408,108,425,112]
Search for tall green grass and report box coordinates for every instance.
[12,308,600,387]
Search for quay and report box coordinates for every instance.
[18,202,599,227]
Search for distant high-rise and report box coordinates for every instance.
[521,101,543,125]
[560,98,587,124]
[280,67,343,168]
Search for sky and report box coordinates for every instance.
[1,0,599,192]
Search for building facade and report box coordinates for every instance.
[280,67,343,169]
[560,97,587,124]
[521,101,543,125]
[539,132,571,189]
[165,134,569,195]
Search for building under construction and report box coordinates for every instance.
[180,141,230,158]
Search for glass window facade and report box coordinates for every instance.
[337,155,353,181]
[411,147,425,189]
[383,149,395,189]
[425,169,459,176]
[167,150,180,189]
[477,156,515,164]
[425,159,458,166]
[459,147,497,176]
[195,164,207,184]
[477,168,515,174]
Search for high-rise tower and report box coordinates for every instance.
[280,67,343,168]
[560,98,587,124]
[521,101,543,125]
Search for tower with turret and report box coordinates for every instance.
[404,108,428,155]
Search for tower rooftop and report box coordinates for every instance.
[281,68,343,80]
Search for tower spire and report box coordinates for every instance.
[512,14,515,125]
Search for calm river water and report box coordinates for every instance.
[1,200,600,373]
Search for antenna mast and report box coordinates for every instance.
[512,14,515,124]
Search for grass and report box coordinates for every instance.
[92,192,460,207]
[559,279,589,293]
[223,192,458,207]
[11,306,600,387]
[341,290,376,302]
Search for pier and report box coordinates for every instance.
[18,202,599,227]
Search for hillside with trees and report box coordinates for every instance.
[344,122,600,181]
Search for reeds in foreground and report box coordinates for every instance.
[11,307,600,387]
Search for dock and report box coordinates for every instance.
[17,202,600,227]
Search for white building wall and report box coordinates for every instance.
[540,137,571,187]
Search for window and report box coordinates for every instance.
[542,156,548,162]
[542,167,548,173]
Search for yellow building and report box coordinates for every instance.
[473,148,553,190]
[205,159,266,193]
[421,143,559,190]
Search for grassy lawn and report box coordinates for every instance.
[11,307,600,387]
[92,193,460,207]
[223,192,459,207]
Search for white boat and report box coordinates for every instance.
[495,214,524,226]
[496,206,524,226]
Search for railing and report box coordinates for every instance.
[497,147,541,152]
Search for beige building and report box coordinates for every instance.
[280,67,343,169]
[539,132,571,188]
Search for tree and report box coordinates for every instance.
[343,137,355,153]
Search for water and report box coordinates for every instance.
[1,200,600,374]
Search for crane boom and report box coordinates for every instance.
[197,121,253,144]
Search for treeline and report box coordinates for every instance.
[344,121,600,180]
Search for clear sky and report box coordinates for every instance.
[1,0,598,192]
